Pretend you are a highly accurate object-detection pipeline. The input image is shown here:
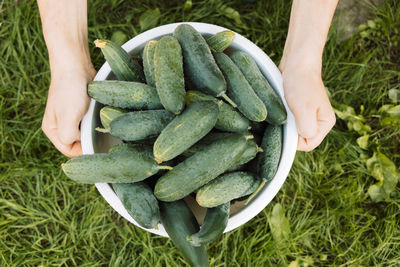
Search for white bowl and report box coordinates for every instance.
[81,22,298,237]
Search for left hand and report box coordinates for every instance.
[279,66,336,152]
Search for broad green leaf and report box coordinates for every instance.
[334,104,371,135]
[111,31,128,46]
[356,134,369,149]
[368,184,385,202]
[183,0,192,11]
[388,89,400,102]
[378,104,400,118]
[366,151,399,202]
[268,203,290,243]
[139,8,160,31]
[288,260,300,267]
[218,5,243,25]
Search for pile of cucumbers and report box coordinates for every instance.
[62,24,286,267]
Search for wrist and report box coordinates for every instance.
[279,49,322,76]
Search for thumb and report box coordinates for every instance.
[292,104,318,139]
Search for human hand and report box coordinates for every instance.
[42,66,96,157]
[280,66,336,152]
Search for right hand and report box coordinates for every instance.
[42,65,96,158]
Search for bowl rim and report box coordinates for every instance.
[81,22,298,237]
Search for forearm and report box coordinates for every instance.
[280,0,338,73]
[37,0,92,77]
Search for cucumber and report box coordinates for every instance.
[142,40,158,87]
[196,172,261,208]
[154,36,186,114]
[108,143,153,159]
[154,133,249,202]
[160,200,209,267]
[182,136,260,169]
[112,182,160,229]
[226,139,261,172]
[181,132,232,158]
[230,51,287,125]
[94,39,145,82]
[257,124,283,181]
[97,106,126,132]
[187,202,230,247]
[173,24,226,97]
[206,30,235,52]
[109,110,174,142]
[186,90,250,133]
[214,52,267,122]
[88,81,162,109]
[153,101,219,162]
[61,151,171,184]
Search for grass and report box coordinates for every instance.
[1,0,399,266]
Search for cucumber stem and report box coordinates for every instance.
[244,135,254,140]
[157,165,173,170]
[244,179,267,205]
[95,127,110,133]
[94,39,107,48]
[153,223,159,230]
[220,93,237,108]
[247,126,252,130]
[257,147,264,153]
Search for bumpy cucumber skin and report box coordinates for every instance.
[226,139,259,172]
[181,132,232,158]
[61,151,159,184]
[109,110,174,142]
[142,40,158,87]
[257,125,283,181]
[154,36,186,114]
[99,106,126,130]
[186,90,250,133]
[206,31,235,52]
[88,81,162,109]
[154,133,248,202]
[196,171,261,208]
[112,182,160,229]
[214,52,267,122]
[160,200,209,267]
[230,51,287,125]
[96,39,145,82]
[153,101,219,162]
[174,24,226,97]
[187,202,230,247]
[108,143,153,159]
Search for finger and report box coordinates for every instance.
[57,111,82,145]
[44,127,81,158]
[292,104,318,139]
[297,106,336,152]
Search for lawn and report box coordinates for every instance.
[1,0,399,266]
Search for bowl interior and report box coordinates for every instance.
[81,22,298,237]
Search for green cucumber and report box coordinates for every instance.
[160,200,209,267]
[187,202,230,247]
[61,151,171,184]
[154,36,186,114]
[257,124,283,181]
[186,90,250,133]
[94,39,145,82]
[109,110,174,142]
[88,81,162,109]
[142,40,158,87]
[173,24,226,98]
[196,172,261,208]
[214,52,267,122]
[154,133,249,202]
[230,51,287,125]
[206,30,235,52]
[183,136,260,170]
[226,139,261,172]
[97,106,126,132]
[153,101,219,162]
[108,143,153,159]
[112,182,160,229]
